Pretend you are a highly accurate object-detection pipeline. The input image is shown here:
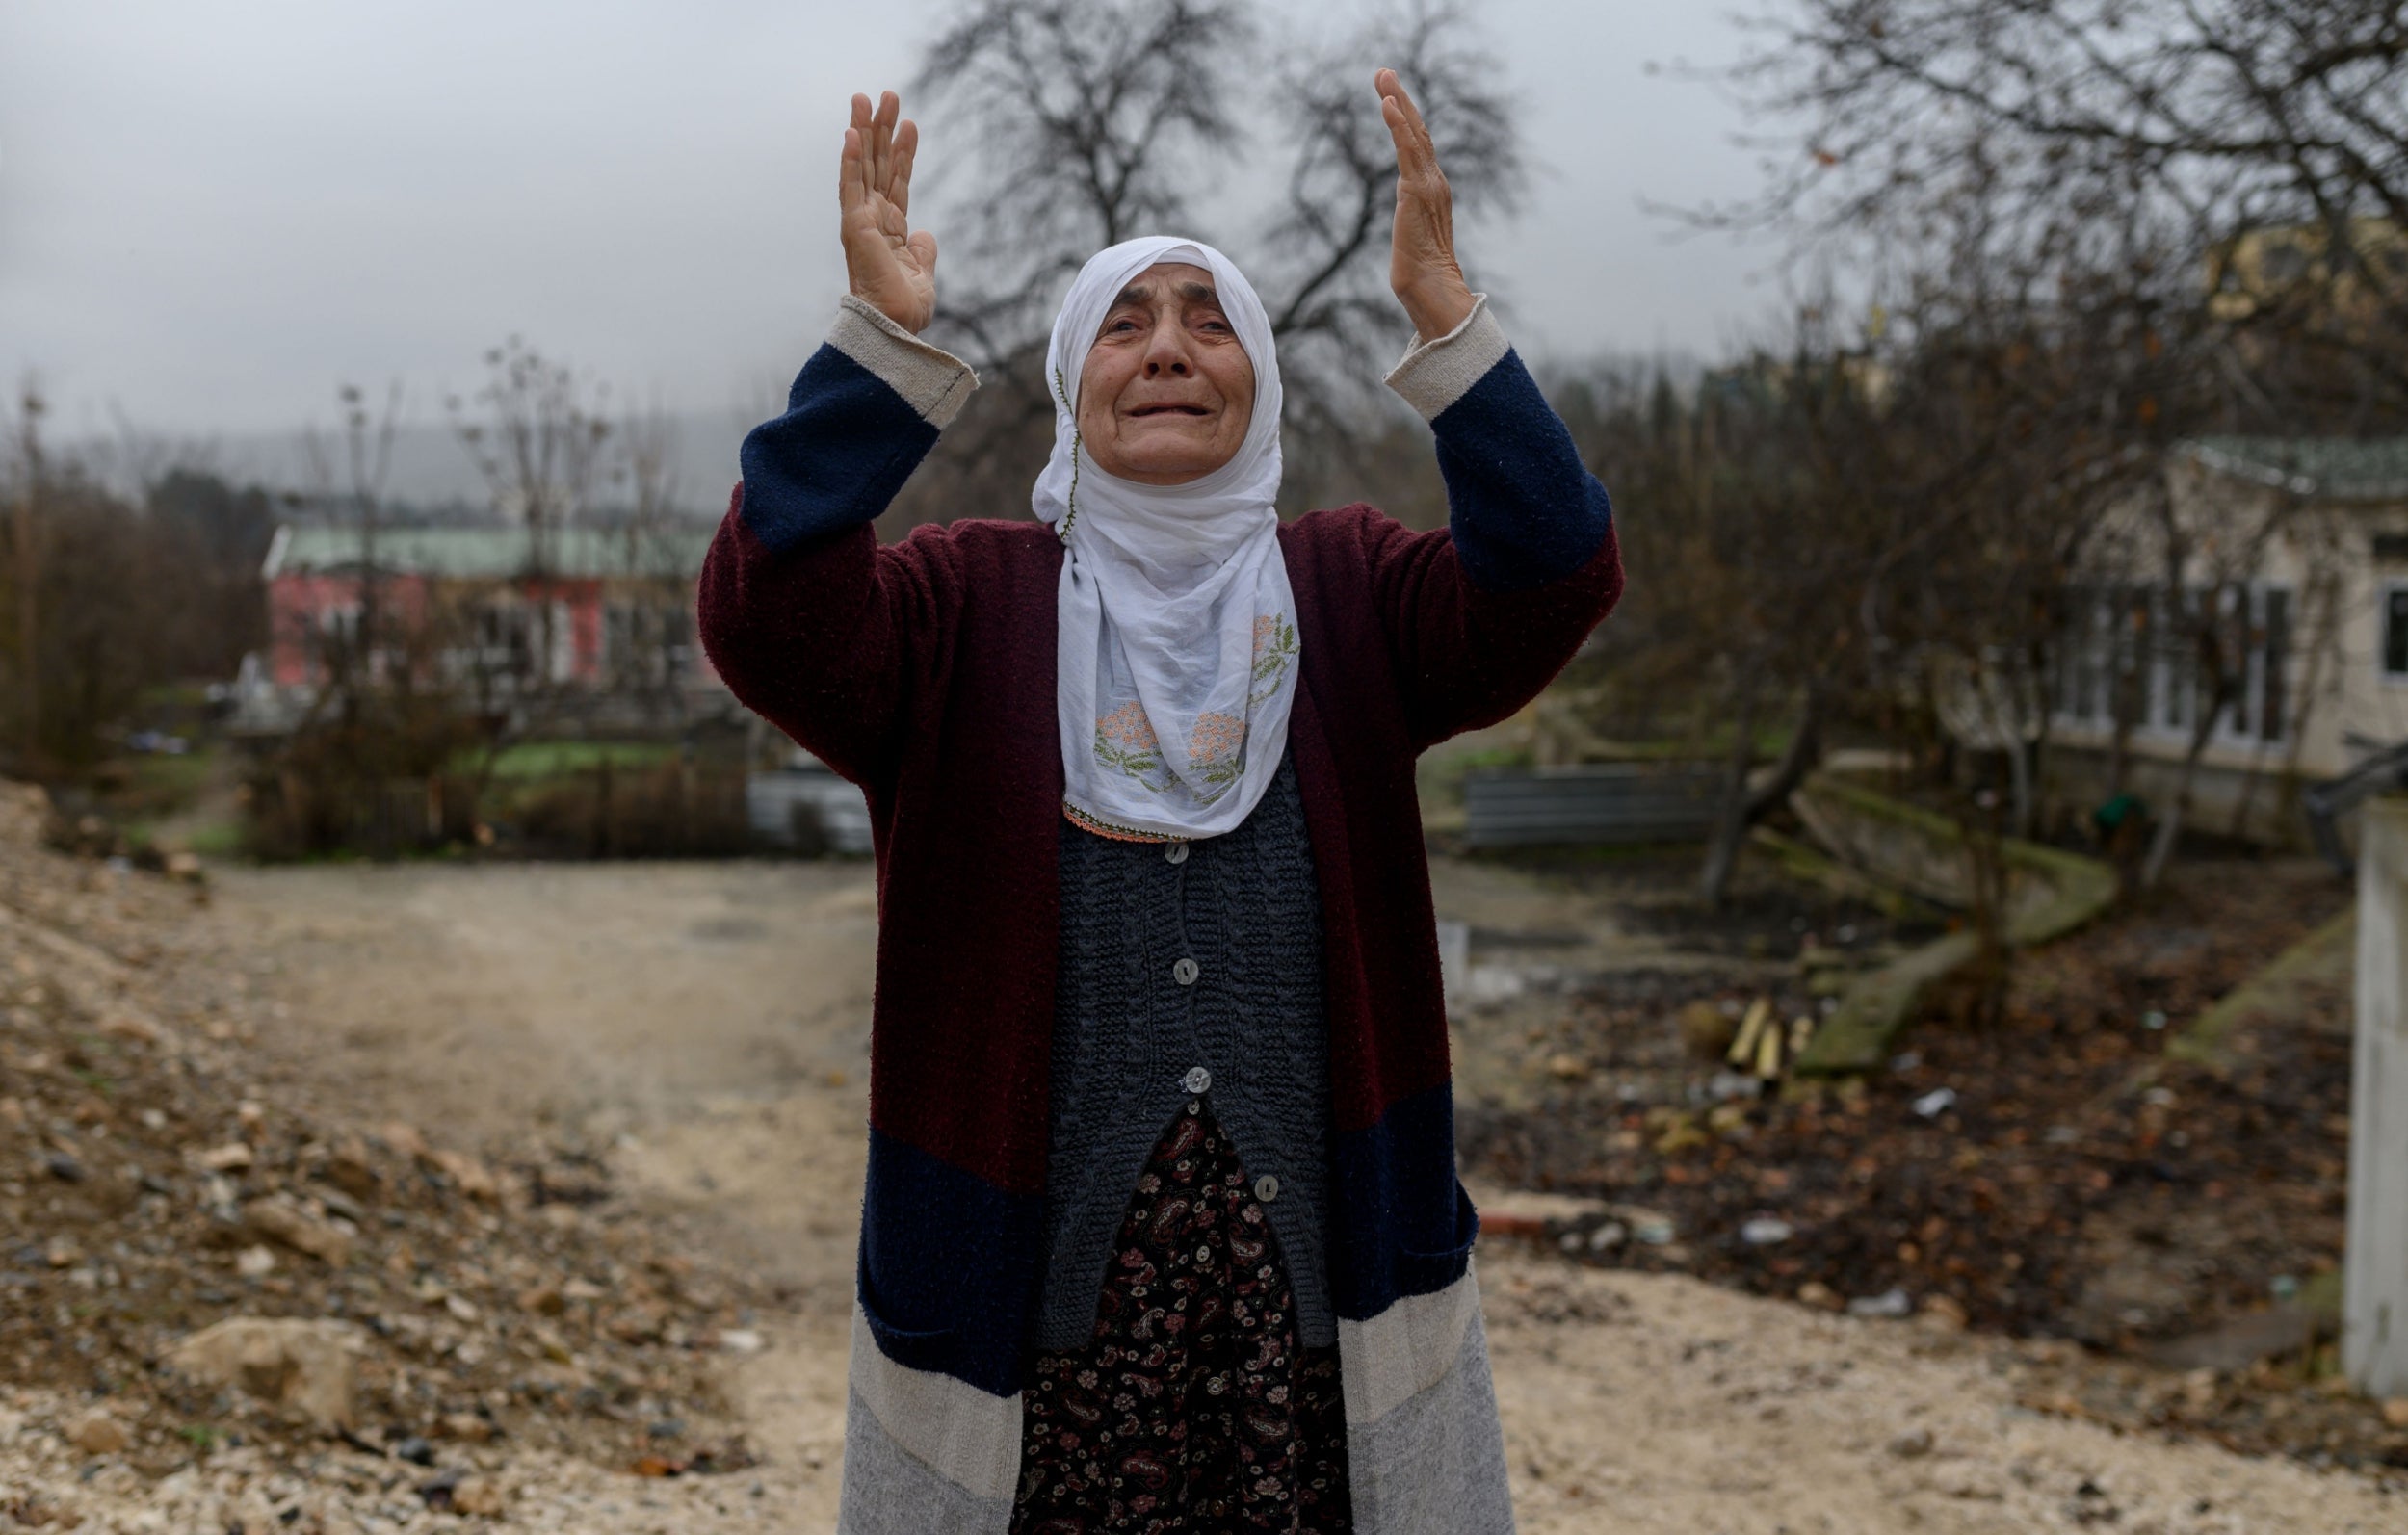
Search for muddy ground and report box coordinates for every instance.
[4,833,2403,1529]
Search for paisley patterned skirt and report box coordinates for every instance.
[1009,1101,1354,1534]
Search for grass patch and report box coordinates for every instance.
[465,740,682,780]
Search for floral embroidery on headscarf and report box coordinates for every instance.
[1095,702,1169,788]
[1190,711,1248,796]
[1249,614,1298,707]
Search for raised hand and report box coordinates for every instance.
[839,91,938,335]
[1375,68,1476,341]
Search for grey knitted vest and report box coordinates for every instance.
[1035,754,1334,1351]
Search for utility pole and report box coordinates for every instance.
[14,383,42,765]
[2348,796,2408,1397]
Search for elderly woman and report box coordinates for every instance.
[699,71,1620,1535]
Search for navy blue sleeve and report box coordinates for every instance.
[1428,350,1614,593]
[736,345,943,555]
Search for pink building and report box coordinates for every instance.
[259,524,720,698]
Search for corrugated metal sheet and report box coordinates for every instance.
[746,768,874,855]
[1462,763,1724,847]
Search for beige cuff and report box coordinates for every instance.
[1382,295,1509,422]
[829,294,980,429]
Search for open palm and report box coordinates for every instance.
[839,91,938,335]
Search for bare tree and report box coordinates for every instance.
[447,338,613,715]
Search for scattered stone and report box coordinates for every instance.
[42,1152,84,1183]
[245,1197,355,1266]
[1848,1288,1913,1319]
[65,1407,128,1455]
[429,1148,499,1201]
[326,1135,380,1199]
[380,1121,431,1160]
[716,1328,766,1355]
[1739,1217,1793,1246]
[2384,1397,2408,1430]
[196,1141,253,1173]
[393,1434,436,1466]
[1887,1427,1935,1459]
[518,1283,567,1316]
[235,1244,277,1278]
[446,1292,482,1323]
[1796,1281,1841,1311]
[452,1474,507,1516]
[163,1316,366,1433]
[1921,1294,1971,1332]
[1911,1086,1957,1119]
[440,1410,495,1442]
[43,1236,79,1268]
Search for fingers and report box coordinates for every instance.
[891,117,918,217]
[839,124,867,215]
[906,229,938,275]
[1374,68,1438,179]
[870,91,899,199]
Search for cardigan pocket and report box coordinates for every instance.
[1392,1177,1480,1295]
[856,1243,956,1377]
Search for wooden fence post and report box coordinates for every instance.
[2347,796,2408,1396]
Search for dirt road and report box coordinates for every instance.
[211,858,2403,1533]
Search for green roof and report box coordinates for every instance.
[264,524,716,581]
[2188,436,2408,501]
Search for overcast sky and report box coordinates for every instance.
[0,1,1788,456]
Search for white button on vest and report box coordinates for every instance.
[1182,1065,1212,1095]
[1171,956,1199,986]
[1165,841,1190,865]
[1254,1174,1280,1204]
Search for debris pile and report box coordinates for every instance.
[0,782,766,1516]
[1462,856,2408,1472]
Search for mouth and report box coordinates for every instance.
[1128,403,1211,419]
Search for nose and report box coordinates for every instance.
[1140,315,1193,378]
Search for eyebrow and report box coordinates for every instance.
[1108,279,1225,311]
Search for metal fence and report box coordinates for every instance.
[1461,763,1724,848]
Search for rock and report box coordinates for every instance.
[43,1153,85,1183]
[65,1407,129,1455]
[235,1244,277,1278]
[195,1142,253,1173]
[380,1121,431,1161]
[163,849,203,882]
[517,1283,566,1316]
[1796,1281,1842,1311]
[393,1434,436,1465]
[1921,1293,1971,1332]
[446,1292,481,1323]
[163,1316,367,1434]
[1887,1427,1935,1458]
[1739,1217,1793,1246]
[44,1236,80,1268]
[1544,1052,1589,1082]
[452,1474,507,1517]
[245,1198,354,1266]
[1677,1001,1738,1061]
[716,1327,766,1355]
[439,1410,495,1442]
[1848,1288,1914,1319]
[2384,1397,2408,1430]
[429,1148,498,1201]
[326,1137,380,1199]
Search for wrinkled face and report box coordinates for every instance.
[1077,262,1257,485]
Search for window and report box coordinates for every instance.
[2384,586,2408,678]
[2054,582,2290,744]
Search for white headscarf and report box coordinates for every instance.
[1033,235,1299,844]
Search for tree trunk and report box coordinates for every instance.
[1699,683,1825,906]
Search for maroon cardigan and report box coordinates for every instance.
[698,491,1620,1390]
